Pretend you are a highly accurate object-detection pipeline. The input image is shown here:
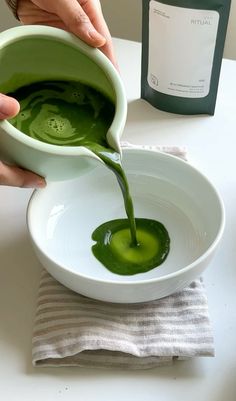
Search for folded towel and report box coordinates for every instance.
[32,145,214,368]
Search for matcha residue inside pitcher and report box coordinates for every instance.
[8,80,170,275]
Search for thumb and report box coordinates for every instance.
[0,94,20,120]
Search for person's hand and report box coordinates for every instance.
[17,0,118,68]
[0,93,46,188]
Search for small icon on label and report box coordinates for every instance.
[150,74,158,86]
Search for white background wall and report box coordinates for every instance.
[100,0,236,60]
[0,0,235,60]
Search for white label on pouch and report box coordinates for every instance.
[148,0,219,98]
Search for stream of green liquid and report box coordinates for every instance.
[8,80,170,275]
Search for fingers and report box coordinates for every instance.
[0,94,20,120]
[19,0,118,67]
[0,89,45,189]
[52,0,118,66]
[0,162,46,188]
[81,0,118,67]
[54,0,106,47]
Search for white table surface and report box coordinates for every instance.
[0,38,236,400]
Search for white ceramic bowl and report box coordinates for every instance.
[27,148,225,303]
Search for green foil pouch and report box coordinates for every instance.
[141,0,231,115]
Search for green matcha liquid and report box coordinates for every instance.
[9,80,170,275]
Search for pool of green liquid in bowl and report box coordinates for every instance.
[9,80,170,275]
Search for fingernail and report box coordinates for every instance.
[36,178,46,188]
[88,29,106,46]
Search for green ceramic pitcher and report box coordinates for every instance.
[0,25,127,181]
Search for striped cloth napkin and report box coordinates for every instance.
[32,145,214,368]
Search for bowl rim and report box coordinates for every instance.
[0,25,126,155]
[26,148,225,285]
